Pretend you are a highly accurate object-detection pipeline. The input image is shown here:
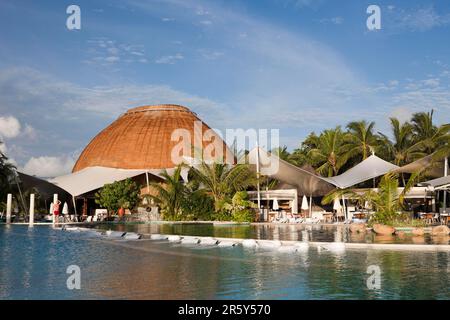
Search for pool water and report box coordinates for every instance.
[1,225,449,299]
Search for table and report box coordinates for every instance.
[322,213,334,223]
[353,213,367,219]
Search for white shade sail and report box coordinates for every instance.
[247,147,335,196]
[50,166,166,197]
[419,175,450,190]
[323,155,399,189]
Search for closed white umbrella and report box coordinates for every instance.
[301,195,309,211]
[333,198,342,211]
[272,198,279,210]
[62,202,69,215]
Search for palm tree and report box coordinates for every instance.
[271,146,290,161]
[322,171,421,225]
[411,110,450,156]
[345,120,380,161]
[189,162,257,212]
[0,141,16,203]
[380,118,425,166]
[307,127,350,177]
[147,166,187,220]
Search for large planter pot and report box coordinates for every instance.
[373,224,395,236]
[431,225,450,236]
[118,207,125,217]
[350,223,367,233]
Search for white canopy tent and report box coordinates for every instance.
[419,175,450,191]
[322,155,399,189]
[50,166,173,197]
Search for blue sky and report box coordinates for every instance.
[0,0,449,177]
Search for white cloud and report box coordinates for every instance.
[22,124,37,140]
[22,155,75,178]
[155,53,184,64]
[0,116,21,138]
[387,6,450,32]
[318,16,344,25]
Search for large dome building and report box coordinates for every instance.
[73,104,234,172]
[50,104,235,218]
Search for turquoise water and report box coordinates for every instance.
[1,225,449,299]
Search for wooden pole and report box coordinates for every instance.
[29,194,35,227]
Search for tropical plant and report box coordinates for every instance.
[411,110,450,155]
[223,191,257,222]
[95,178,141,215]
[146,166,187,220]
[307,127,350,177]
[182,179,215,221]
[345,120,380,161]
[271,146,290,162]
[322,172,421,226]
[0,141,16,202]
[189,162,257,212]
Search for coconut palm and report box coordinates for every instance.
[271,146,290,162]
[307,127,350,177]
[147,166,187,220]
[411,110,450,156]
[379,118,425,166]
[322,171,421,225]
[345,120,381,161]
[189,162,257,212]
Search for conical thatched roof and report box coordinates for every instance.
[73,104,234,172]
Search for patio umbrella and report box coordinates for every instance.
[272,198,279,210]
[301,195,309,211]
[62,202,69,215]
[333,198,342,211]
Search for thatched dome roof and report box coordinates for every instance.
[73,104,234,172]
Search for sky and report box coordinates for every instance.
[0,0,449,177]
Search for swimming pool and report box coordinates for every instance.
[95,222,450,245]
[1,225,449,299]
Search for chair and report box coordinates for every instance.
[86,216,93,223]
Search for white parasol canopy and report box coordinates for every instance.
[333,198,342,210]
[301,195,309,210]
[62,202,69,215]
[272,198,279,210]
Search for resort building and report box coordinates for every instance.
[49,104,234,218]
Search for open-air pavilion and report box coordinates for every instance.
[247,147,449,223]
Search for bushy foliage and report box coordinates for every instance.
[95,178,141,214]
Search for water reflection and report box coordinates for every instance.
[98,223,450,245]
[1,226,449,300]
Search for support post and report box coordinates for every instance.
[29,194,35,227]
[342,195,347,221]
[145,171,150,193]
[6,193,12,224]
[255,143,261,217]
[52,193,58,225]
[309,195,312,218]
[443,157,448,215]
